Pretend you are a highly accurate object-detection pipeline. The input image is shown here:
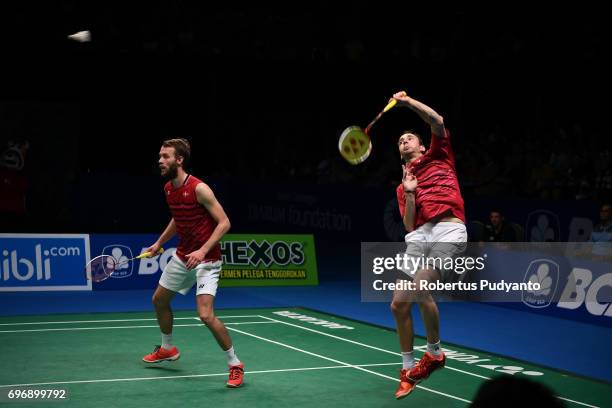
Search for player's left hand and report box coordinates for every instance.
[391,90,409,105]
[402,164,418,192]
[185,249,207,270]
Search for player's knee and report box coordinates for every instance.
[199,312,215,326]
[152,293,167,308]
[413,270,434,290]
[413,269,430,283]
[417,295,437,308]
[390,300,411,316]
[415,268,439,284]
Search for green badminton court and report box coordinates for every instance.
[0,307,609,407]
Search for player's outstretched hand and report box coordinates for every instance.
[144,243,162,257]
[402,164,418,193]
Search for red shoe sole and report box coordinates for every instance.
[142,353,180,363]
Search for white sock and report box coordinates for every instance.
[401,351,415,369]
[427,341,442,356]
[161,333,173,350]
[224,346,241,366]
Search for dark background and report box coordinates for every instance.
[1,3,610,237]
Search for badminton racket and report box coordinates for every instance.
[84,248,165,282]
[338,95,401,165]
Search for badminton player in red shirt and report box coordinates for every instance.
[390,92,467,399]
[142,138,244,388]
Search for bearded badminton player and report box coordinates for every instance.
[390,92,467,399]
[142,138,244,388]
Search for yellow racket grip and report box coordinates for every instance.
[384,90,407,112]
[137,247,165,259]
[383,98,397,113]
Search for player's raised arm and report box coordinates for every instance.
[392,91,446,138]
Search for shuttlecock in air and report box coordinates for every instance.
[68,30,91,43]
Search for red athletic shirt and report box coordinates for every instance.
[164,175,221,263]
[396,129,465,229]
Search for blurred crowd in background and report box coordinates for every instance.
[1,5,610,237]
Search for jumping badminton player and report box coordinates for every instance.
[142,138,244,388]
[390,92,467,399]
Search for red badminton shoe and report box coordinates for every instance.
[395,368,416,399]
[408,352,445,383]
[226,363,244,388]
[142,345,180,363]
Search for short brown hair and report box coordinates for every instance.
[398,130,424,146]
[162,138,191,167]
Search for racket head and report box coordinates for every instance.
[338,126,372,165]
[85,255,117,283]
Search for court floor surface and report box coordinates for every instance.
[0,307,609,407]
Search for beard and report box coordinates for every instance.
[162,162,179,180]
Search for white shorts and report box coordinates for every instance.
[159,257,222,296]
[402,222,468,281]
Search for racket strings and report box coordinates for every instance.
[338,96,399,165]
[88,255,117,282]
[85,249,161,282]
[339,126,372,165]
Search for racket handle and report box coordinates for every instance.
[383,98,397,113]
[137,247,165,259]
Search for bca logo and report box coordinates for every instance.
[558,268,612,317]
[522,259,559,308]
[102,245,133,279]
[526,211,560,242]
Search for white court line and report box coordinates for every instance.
[258,315,489,380]
[558,398,602,408]
[0,321,277,334]
[0,313,601,407]
[0,363,401,388]
[0,315,257,326]
[258,315,600,408]
[227,325,471,404]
